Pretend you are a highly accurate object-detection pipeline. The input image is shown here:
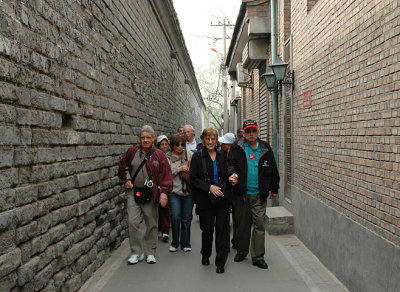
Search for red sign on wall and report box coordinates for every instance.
[303,90,312,109]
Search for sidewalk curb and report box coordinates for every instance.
[79,239,130,292]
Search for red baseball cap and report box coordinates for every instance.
[243,120,258,130]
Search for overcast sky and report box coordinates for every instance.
[173,0,242,69]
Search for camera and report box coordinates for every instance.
[144,179,153,188]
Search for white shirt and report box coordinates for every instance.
[186,140,197,152]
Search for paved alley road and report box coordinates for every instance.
[80,216,348,292]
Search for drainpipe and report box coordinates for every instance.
[271,0,279,164]
[223,18,228,134]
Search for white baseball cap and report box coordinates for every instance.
[156,135,168,144]
[218,133,235,144]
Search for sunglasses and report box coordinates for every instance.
[175,143,185,147]
[244,128,258,133]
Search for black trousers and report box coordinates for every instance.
[198,204,230,267]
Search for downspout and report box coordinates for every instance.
[271,0,279,165]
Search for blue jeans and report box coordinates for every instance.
[169,195,193,249]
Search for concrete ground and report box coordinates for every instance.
[80,216,349,292]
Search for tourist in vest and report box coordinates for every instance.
[118,125,173,265]
[190,127,230,274]
[165,134,193,252]
[228,120,280,269]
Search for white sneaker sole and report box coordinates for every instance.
[127,254,144,265]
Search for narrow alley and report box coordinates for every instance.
[0,0,398,291]
[80,217,347,292]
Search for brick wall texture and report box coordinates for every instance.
[0,0,203,291]
[290,0,399,246]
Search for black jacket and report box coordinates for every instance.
[190,148,229,210]
[227,138,280,202]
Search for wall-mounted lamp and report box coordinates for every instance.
[261,55,294,94]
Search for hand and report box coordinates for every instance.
[270,193,278,199]
[159,193,168,207]
[179,164,189,172]
[229,173,238,186]
[124,181,133,189]
[209,185,223,197]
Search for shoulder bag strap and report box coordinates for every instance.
[131,148,156,184]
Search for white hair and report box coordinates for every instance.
[183,124,194,131]
[140,125,155,135]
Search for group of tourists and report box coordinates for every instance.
[118,121,280,274]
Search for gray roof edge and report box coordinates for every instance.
[225,2,247,70]
[150,0,206,110]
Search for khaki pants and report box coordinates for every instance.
[233,193,267,262]
[127,190,159,256]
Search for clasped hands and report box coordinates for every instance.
[209,184,223,197]
[228,173,278,199]
[179,164,189,172]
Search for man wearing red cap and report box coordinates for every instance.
[227,119,280,269]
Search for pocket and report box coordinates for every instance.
[260,164,272,177]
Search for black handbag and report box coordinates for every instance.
[130,148,156,204]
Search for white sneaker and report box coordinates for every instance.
[146,255,156,264]
[169,246,178,252]
[183,247,192,252]
[127,253,144,265]
[162,234,169,242]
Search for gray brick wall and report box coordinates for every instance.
[0,0,203,291]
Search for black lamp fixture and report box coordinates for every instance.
[262,66,276,89]
[262,55,294,93]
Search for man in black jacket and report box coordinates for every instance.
[227,120,280,269]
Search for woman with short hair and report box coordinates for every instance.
[190,127,230,274]
[166,134,193,252]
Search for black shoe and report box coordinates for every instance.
[234,254,246,262]
[216,266,225,273]
[253,259,268,269]
[201,257,210,266]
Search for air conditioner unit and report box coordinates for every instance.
[242,39,267,70]
[236,62,249,87]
